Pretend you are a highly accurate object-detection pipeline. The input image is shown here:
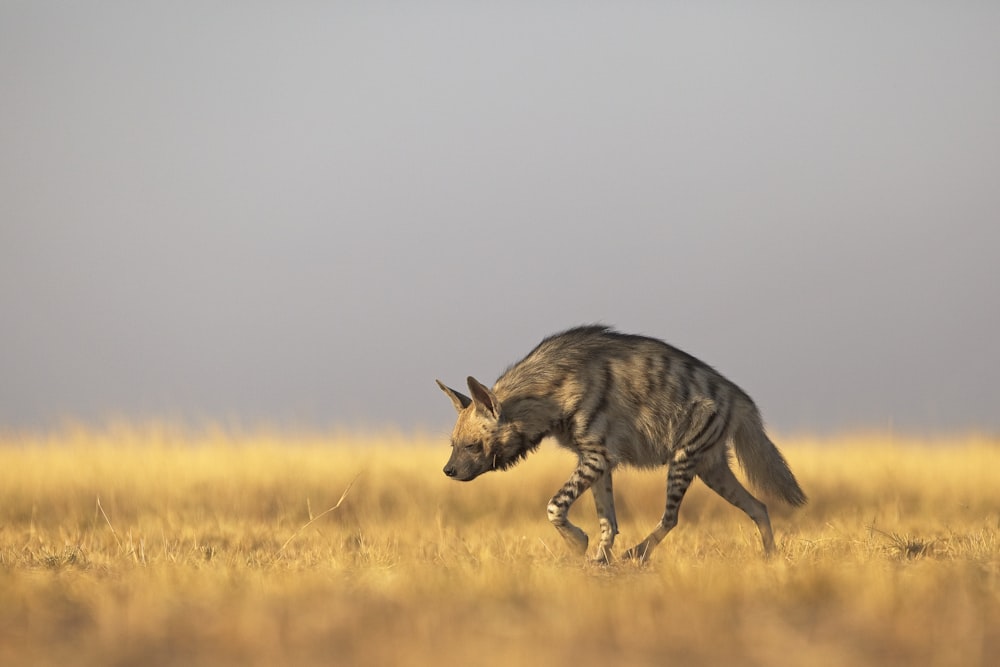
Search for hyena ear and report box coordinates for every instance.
[436,380,472,413]
[467,376,501,420]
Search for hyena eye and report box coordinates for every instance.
[464,442,483,453]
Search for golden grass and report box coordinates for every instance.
[1,424,998,666]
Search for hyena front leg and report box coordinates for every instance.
[590,468,618,564]
[547,448,609,556]
[623,448,698,562]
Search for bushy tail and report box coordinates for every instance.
[732,406,807,507]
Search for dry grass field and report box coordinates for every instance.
[1,424,998,666]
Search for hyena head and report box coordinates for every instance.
[436,376,528,481]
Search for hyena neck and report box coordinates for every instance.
[487,394,551,472]
[494,427,546,472]
[500,388,556,425]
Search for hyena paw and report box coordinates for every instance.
[622,542,653,563]
[559,527,589,555]
[589,546,614,565]
[572,532,589,555]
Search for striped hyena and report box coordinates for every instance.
[437,325,806,562]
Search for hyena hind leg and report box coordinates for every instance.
[696,454,775,555]
[622,450,698,563]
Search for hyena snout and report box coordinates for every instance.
[442,450,488,482]
[442,461,479,481]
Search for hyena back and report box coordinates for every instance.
[437,325,806,562]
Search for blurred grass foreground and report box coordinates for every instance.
[1,424,998,666]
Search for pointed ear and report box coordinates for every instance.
[436,380,472,413]
[467,376,501,420]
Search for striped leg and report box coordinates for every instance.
[697,454,775,555]
[623,448,698,562]
[547,448,609,556]
[623,401,728,562]
[590,468,618,563]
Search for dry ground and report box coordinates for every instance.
[1,425,998,666]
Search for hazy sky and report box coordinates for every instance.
[2,3,998,435]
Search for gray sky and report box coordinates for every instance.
[2,3,998,435]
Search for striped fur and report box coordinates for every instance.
[437,325,806,562]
